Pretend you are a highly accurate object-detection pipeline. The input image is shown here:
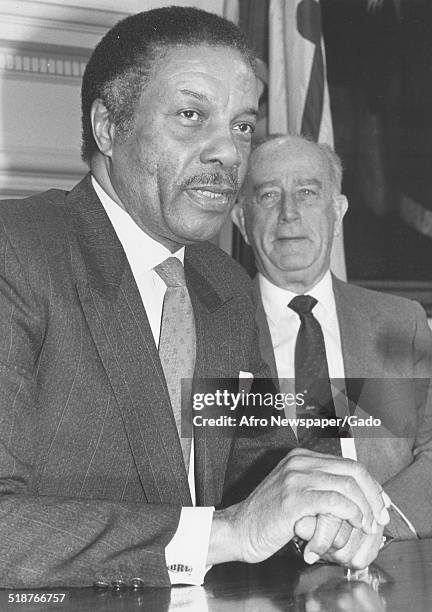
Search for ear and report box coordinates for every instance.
[332,194,348,236]
[231,201,250,245]
[90,99,115,157]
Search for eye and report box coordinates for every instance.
[233,122,255,135]
[258,190,280,205]
[298,188,316,197]
[179,110,201,121]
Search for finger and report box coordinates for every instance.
[301,489,364,532]
[288,450,388,526]
[330,520,353,551]
[294,515,317,541]
[349,529,384,569]
[303,514,343,564]
[291,450,385,518]
[382,490,391,508]
[330,524,383,569]
[306,471,376,534]
[294,516,353,556]
[326,527,365,567]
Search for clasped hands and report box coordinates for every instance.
[211,448,389,570]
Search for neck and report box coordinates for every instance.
[91,155,125,210]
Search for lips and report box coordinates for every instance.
[184,186,234,211]
[195,188,227,200]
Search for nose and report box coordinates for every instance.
[199,127,242,168]
[279,192,300,222]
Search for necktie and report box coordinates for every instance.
[155,257,196,471]
[289,295,342,455]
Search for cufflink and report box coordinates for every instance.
[111,578,128,589]
[291,536,307,557]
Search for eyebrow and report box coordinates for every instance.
[179,88,258,118]
[179,88,210,104]
[253,182,281,196]
[294,178,323,188]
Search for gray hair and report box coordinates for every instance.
[249,133,343,195]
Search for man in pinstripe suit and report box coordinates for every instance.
[0,7,388,588]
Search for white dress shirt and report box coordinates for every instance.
[92,177,212,585]
[259,270,356,459]
[259,269,416,534]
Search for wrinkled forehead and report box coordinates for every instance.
[149,43,256,85]
[143,43,259,114]
[249,139,331,186]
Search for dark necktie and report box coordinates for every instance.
[154,257,195,471]
[289,295,342,455]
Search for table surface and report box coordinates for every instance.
[1,538,432,612]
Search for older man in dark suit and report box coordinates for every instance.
[0,9,389,588]
[232,134,432,558]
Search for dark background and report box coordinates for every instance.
[323,0,432,282]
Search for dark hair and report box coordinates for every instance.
[81,6,255,163]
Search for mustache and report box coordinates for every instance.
[182,171,239,192]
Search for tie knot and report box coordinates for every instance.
[288,294,317,315]
[154,257,186,287]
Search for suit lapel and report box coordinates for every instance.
[69,176,191,505]
[185,251,238,506]
[332,277,391,469]
[253,277,279,380]
[333,277,370,464]
[332,276,381,381]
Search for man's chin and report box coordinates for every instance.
[272,247,311,267]
[171,201,230,243]
[168,220,226,245]
[275,254,315,274]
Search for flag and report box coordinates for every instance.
[223,0,239,24]
[268,0,346,279]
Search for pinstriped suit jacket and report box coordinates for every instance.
[0,175,295,588]
[255,275,432,539]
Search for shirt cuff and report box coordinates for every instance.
[166,506,214,585]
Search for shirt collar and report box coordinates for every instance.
[91,176,184,272]
[259,269,336,324]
